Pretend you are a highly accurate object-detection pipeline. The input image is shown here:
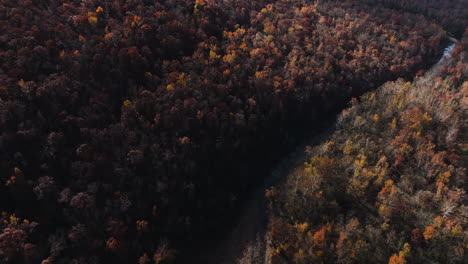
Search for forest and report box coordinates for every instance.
[266,34,467,264]
[0,0,466,264]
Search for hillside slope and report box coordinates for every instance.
[266,35,467,264]
[0,1,453,263]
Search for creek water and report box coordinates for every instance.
[438,43,456,64]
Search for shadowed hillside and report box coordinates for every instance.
[0,1,466,263]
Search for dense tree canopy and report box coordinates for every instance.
[266,35,467,264]
[0,0,465,263]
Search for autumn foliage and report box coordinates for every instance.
[266,36,468,263]
[0,0,465,263]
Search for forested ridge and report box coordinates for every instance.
[266,35,468,264]
[0,0,466,263]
